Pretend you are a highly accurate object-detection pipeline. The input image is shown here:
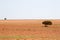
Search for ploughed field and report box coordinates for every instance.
[0,20,60,40]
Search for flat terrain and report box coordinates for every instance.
[0,19,60,40]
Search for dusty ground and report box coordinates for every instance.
[0,19,60,40]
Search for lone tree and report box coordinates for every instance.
[42,20,52,27]
[4,18,7,20]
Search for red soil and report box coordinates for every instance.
[0,19,60,40]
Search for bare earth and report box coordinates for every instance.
[0,19,60,40]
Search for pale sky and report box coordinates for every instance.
[0,0,60,19]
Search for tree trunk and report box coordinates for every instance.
[45,25,48,27]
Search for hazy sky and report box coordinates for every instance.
[0,0,60,19]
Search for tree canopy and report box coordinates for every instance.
[42,20,52,27]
